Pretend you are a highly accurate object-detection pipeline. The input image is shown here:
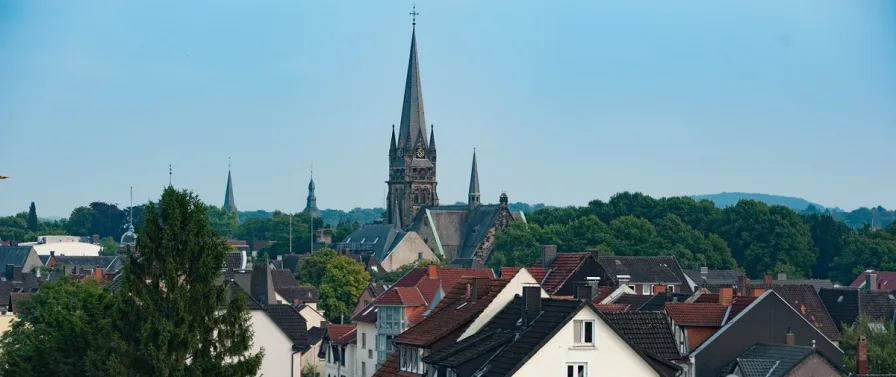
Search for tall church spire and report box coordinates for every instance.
[468,149,480,209]
[389,124,397,158]
[224,158,238,220]
[396,21,427,152]
[303,166,321,217]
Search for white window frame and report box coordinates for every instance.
[399,346,426,374]
[376,334,396,364]
[642,284,652,295]
[566,363,587,377]
[573,320,595,345]
[666,284,674,293]
[377,306,406,333]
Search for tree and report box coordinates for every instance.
[65,206,96,236]
[206,204,238,239]
[26,202,38,232]
[111,187,262,377]
[297,248,370,322]
[840,315,896,373]
[374,258,448,283]
[89,202,126,239]
[0,277,114,377]
[99,236,120,256]
[487,221,541,269]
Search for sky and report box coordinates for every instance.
[1,1,895,217]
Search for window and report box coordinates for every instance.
[376,334,396,364]
[399,346,426,374]
[368,349,373,359]
[667,285,674,293]
[340,346,346,367]
[566,363,587,377]
[361,362,366,377]
[573,320,595,344]
[417,252,423,260]
[642,285,652,295]
[361,333,367,349]
[377,306,406,333]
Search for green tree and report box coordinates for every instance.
[65,206,96,236]
[609,215,660,256]
[805,214,850,279]
[0,277,114,377]
[26,202,38,232]
[840,315,896,373]
[111,187,262,377]
[297,248,370,322]
[487,221,541,269]
[206,204,238,239]
[99,236,120,256]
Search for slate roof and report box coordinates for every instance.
[53,256,117,270]
[277,286,319,304]
[270,268,298,288]
[596,256,693,294]
[640,293,692,311]
[224,280,262,309]
[413,204,506,262]
[663,303,727,327]
[0,247,32,267]
[353,267,494,323]
[720,343,844,377]
[280,253,301,274]
[705,284,841,341]
[264,304,312,351]
[533,252,590,295]
[600,311,682,360]
[819,288,896,330]
[0,272,40,311]
[423,297,680,377]
[394,277,509,347]
[338,224,406,262]
[38,255,51,265]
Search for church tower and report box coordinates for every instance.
[386,19,438,229]
[468,150,480,209]
[223,158,238,222]
[303,170,321,217]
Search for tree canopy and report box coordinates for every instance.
[840,315,896,374]
[296,248,370,322]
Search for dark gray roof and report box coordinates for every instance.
[597,256,691,294]
[0,247,32,267]
[684,268,742,285]
[280,253,301,274]
[270,269,298,289]
[771,279,834,291]
[0,273,40,312]
[600,311,682,360]
[415,204,505,261]
[338,224,405,262]
[721,343,843,377]
[39,255,51,265]
[278,286,319,304]
[53,256,117,270]
[264,304,312,351]
[819,288,896,330]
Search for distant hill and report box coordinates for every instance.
[691,192,825,212]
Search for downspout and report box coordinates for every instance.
[291,349,300,377]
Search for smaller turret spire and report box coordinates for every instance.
[389,124,397,158]
[468,149,480,209]
[303,164,321,217]
[120,186,137,248]
[428,124,437,162]
[224,158,238,220]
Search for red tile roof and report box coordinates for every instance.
[694,294,720,304]
[500,266,549,284]
[327,324,356,343]
[591,286,614,304]
[352,267,494,324]
[595,303,630,312]
[663,303,727,327]
[373,350,420,377]
[533,252,590,295]
[395,277,510,347]
[851,271,896,290]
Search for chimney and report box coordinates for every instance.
[12,266,22,282]
[764,273,773,285]
[50,251,55,258]
[777,272,787,281]
[239,250,247,271]
[521,285,541,326]
[719,286,734,307]
[94,266,104,282]
[92,234,100,245]
[427,264,438,279]
[752,287,766,297]
[250,258,276,305]
[469,278,483,302]
[857,336,868,374]
[277,254,283,261]
[654,285,666,294]
[617,274,631,287]
[587,277,601,299]
[866,270,878,291]
[575,282,592,301]
[737,274,750,296]
[4,264,12,280]
[785,327,795,345]
[699,266,708,275]
[541,245,558,268]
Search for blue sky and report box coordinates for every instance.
[1,1,895,217]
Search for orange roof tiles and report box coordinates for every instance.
[534,252,590,295]
[663,303,727,327]
[595,303,630,312]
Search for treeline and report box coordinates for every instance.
[489,192,896,284]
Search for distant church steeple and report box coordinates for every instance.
[386,10,438,229]
[304,165,321,217]
[468,149,480,209]
[168,164,173,188]
[223,158,239,222]
[120,186,137,249]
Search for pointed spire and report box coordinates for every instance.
[303,165,320,217]
[428,124,436,153]
[390,195,402,228]
[224,158,238,217]
[389,124,397,157]
[468,149,480,209]
[396,22,427,151]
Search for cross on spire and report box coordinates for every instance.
[169,164,172,186]
[409,4,419,26]
[228,156,231,170]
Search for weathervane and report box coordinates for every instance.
[410,4,419,26]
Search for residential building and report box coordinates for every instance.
[337,225,437,272]
[851,270,896,291]
[718,342,847,376]
[819,286,896,331]
[419,288,681,377]
[663,302,727,354]
[352,265,493,372]
[690,290,842,377]
[354,282,392,317]
[594,256,693,295]
[599,311,688,372]
[323,324,357,377]
[0,246,43,273]
[531,247,600,296]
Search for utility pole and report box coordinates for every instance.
[289,214,293,254]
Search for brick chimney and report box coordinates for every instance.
[737,274,750,296]
[428,264,438,279]
[764,273,772,285]
[92,234,100,245]
[752,287,766,297]
[541,245,558,268]
[654,285,666,294]
[94,266,104,283]
[857,336,868,374]
[785,327,795,345]
[719,287,734,307]
[866,270,878,291]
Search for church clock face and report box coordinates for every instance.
[416,147,425,158]
[398,148,405,157]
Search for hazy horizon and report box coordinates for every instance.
[2,1,895,217]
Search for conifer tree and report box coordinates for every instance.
[111,187,262,377]
[26,202,38,232]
